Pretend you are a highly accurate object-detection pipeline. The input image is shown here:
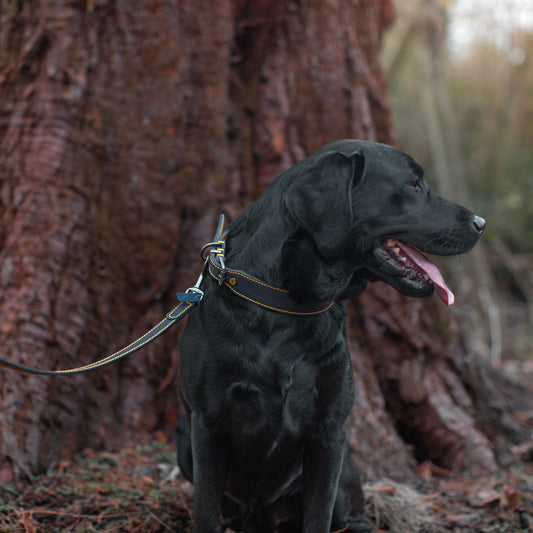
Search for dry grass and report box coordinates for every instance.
[364,479,441,532]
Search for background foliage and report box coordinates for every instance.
[383,0,533,359]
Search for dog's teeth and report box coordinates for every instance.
[423,273,430,281]
[393,247,401,256]
[399,256,407,263]
[386,239,396,247]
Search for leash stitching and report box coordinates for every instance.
[0,211,227,376]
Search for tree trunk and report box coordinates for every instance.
[0,0,530,484]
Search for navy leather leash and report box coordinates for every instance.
[0,215,227,376]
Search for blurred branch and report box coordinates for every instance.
[491,237,533,321]
[478,286,502,363]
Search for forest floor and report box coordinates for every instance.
[0,437,532,533]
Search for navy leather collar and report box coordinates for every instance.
[207,240,333,316]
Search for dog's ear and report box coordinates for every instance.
[285,151,365,257]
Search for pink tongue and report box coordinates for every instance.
[399,243,455,306]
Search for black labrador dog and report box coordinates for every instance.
[177,139,485,533]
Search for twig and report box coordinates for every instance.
[145,507,177,532]
[478,286,502,364]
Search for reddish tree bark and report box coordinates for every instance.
[0,0,530,484]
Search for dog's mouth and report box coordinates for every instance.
[374,239,455,306]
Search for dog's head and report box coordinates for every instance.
[284,140,485,305]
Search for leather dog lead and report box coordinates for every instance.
[0,215,227,376]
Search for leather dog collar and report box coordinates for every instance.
[207,242,333,316]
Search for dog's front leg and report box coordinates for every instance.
[190,412,224,533]
[302,434,344,533]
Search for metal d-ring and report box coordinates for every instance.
[200,241,219,261]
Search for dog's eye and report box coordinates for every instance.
[407,180,422,190]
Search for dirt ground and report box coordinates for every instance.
[0,436,532,533]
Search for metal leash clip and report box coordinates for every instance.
[180,214,228,298]
[211,242,227,286]
[200,241,227,287]
[176,287,204,303]
[177,272,205,303]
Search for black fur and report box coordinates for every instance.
[177,140,485,533]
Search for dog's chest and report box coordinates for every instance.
[224,357,319,440]
[223,361,317,497]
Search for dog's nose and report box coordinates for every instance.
[472,215,486,234]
